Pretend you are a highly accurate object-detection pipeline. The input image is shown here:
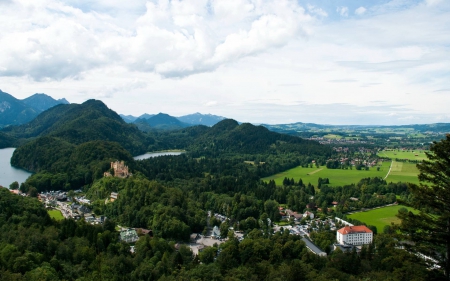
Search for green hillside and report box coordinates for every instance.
[2,99,148,155]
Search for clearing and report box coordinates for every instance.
[385,161,420,185]
[262,162,391,187]
[348,205,418,233]
[377,149,428,161]
[48,209,64,221]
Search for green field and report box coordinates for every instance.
[378,150,428,161]
[323,134,343,140]
[348,205,418,233]
[262,161,391,187]
[385,161,420,185]
[48,209,64,221]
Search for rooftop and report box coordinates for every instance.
[337,225,372,235]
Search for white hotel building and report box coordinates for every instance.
[337,225,373,245]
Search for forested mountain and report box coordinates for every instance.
[0,90,40,128]
[133,113,190,131]
[13,140,134,190]
[144,119,331,158]
[177,112,226,126]
[2,99,149,154]
[0,131,15,148]
[188,119,332,157]
[22,93,69,112]
[0,90,69,128]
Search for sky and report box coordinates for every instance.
[0,0,449,125]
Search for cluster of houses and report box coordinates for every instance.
[37,190,110,225]
[308,137,370,145]
[273,215,373,256]
[279,207,314,222]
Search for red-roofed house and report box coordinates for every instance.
[337,225,373,245]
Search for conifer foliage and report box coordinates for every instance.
[397,134,450,279]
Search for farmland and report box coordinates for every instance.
[262,161,391,187]
[377,149,428,161]
[348,204,418,233]
[385,161,420,185]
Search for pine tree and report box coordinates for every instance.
[397,134,450,279]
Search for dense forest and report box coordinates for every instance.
[0,176,440,281]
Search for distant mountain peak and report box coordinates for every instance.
[22,93,70,112]
[178,112,226,126]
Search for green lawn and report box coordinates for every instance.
[385,161,420,185]
[377,150,428,161]
[262,162,391,187]
[48,209,64,221]
[348,205,418,233]
[323,134,343,140]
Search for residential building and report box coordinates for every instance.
[337,225,373,245]
[120,229,139,243]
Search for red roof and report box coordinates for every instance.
[337,225,372,235]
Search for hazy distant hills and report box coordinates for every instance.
[262,122,450,137]
[178,112,226,126]
[120,112,226,128]
[134,113,190,131]
[0,90,69,128]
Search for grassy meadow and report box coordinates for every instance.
[348,205,418,233]
[48,209,64,221]
[385,161,420,185]
[262,161,391,187]
[377,149,428,161]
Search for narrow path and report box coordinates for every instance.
[307,168,323,175]
[384,161,393,180]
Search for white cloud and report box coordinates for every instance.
[336,6,349,17]
[426,0,443,6]
[355,7,367,15]
[307,4,327,17]
[1,0,450,125]
[0,0,313,80]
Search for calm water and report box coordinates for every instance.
[0,148,33,188]
[133,151,184,160]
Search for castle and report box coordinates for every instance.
[104,160,131,178]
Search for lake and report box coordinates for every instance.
[133,151,184,160]
[0,148,33,188]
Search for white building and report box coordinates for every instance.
[337,225,373,245]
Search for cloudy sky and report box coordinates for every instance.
[0,0,449,125]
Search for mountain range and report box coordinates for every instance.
[2,91,450,136]
[120,112,226,128]
[0,90,69,128]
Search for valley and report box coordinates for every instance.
[0,97,448,280]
